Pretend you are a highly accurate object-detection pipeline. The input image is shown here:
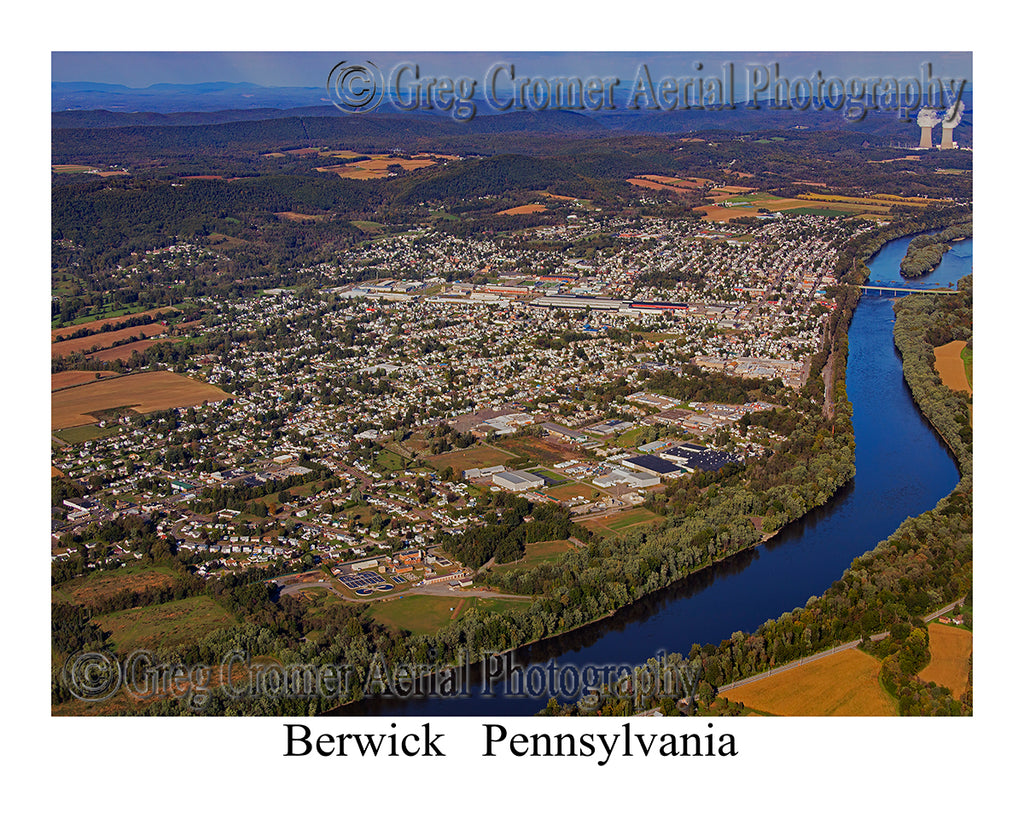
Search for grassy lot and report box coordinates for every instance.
[53,565,183,608]
[342,504,376,524]
[533,468,567,486]
[614,425,657,448]
[582,507,664,536]
[491,539,574,573]
[541,481,593,503]
[605,507,663,531]
[374,449,408,473]
[424,444,511,473]
[723,648,898,716]
[254,478,326,506]
[351,220,384,233]
[94,595,237,652]
[54,423,119,444]
[499,435,575,466]
[366,594,532,635]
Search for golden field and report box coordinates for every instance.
[724,649,897,716]
[52,371,232,430]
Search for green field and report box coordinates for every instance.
[54,423,119,444]
[533,468,567,486]
[491,539,574,573]
[367,594,532,635]
[582,507,664,536]
[605,508,663,531]
[94,595,237,652]
[614,425,656,448]
[540,481,592,503]
[786,207,850,217]
[351,220,384,233]
[725,192,775,203]
[374,449,408,473]
[51,302,191,330]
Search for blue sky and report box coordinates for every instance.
[52,52,972,90]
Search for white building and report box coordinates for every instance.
[492,470,545,492]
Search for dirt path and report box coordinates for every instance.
[821,348,836,420]
[450,598,467,620]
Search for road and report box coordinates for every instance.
[274,575,533,605]
[715,597,965,695]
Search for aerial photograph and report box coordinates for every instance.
[48,49,977,729]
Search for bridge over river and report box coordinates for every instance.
[858,284,958,296]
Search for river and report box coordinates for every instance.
[337,233,970,716]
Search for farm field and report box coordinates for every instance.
[693,188,944,223]
[275,211,325,222]
[934,340,971,395]
[497,203,548,215]
[695,204,765,222]
[366,594,532,635]
[424,444,511,473]
[52,308,179,341]
[919,623,972,698]
[52,370,233,429]
[52,370,119,391]
[628,177,700,193]
[94,595,237,652]
[316,153,442,179]
[52,322,169,358]
[87,338,182,363]
[52,163,99,173]
[724,649,898,716]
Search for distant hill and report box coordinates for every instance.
[52,81,328,113]
[52,80,971,146]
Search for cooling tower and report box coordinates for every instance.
[917,108,941,149]
[940,102,964,149]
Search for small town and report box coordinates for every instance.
[52,210,855,603]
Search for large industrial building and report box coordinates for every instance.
[620,454,687,478]
[661,443,742,472]
[492,470,546,492]
[593,468,661,489]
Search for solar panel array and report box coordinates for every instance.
[339,571,385,589]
